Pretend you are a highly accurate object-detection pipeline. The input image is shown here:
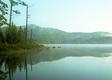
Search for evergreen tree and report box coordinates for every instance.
[17,26,25,43]
[9,0,21,27]
[0,0,8,44]
[5,23,18,44]
[0,0,8,27]
[0,28,5,43]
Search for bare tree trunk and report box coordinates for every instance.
[30,29,32,43]
[9,2,12,27]
[25,6,28,42]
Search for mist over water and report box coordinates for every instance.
[1,0,112,80]
[1,44,112,80]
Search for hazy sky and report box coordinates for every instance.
[13,0,112,32]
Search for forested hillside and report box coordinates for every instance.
[27,24,112,44]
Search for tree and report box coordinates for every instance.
[0,0,8,27]
[9,0,27,27]
[17,26,25,43]
[0,28,5,43]
[18,1,28,41]
[5,22,18,44]
[9,0,21,27]
[0,0,8,44]
[0,0,28,45]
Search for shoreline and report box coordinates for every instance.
[0,44,46,52]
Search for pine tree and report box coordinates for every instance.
[9,0,21,27]
[17,26,25,43]
[0,0,8,44]
[5,23,18,44]
[0,0,8,27]
[0,28,5,43]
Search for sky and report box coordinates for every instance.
[12,0,112,32]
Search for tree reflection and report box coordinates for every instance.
[0,70,8,80]
[0,46,112,80]
[0,51,33,80]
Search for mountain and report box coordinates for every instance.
[26,24,112,44]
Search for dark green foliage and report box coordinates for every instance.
[0,23,28,50]
[0,28,5,43]
[0,25,30,50]
[0,0,8,26]
[17,27,25,43]
[0,0,36,51]
[6,23,18,44]
[5,24,26,44]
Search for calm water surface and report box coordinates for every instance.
[1,44,112,80]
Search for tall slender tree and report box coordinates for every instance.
[5,22,18,44]
[9,0,20,27]
[18,1,28,41]
[17,26,25,43]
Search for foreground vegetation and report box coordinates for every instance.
[0,24,45,51]
[0,0,45,51]
[0,43,45,51]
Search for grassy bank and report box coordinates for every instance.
[0,43,45,51]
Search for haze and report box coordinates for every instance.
[14,0,112,32]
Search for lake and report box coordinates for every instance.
[1,44,112,80]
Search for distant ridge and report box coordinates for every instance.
[24,24,112,44]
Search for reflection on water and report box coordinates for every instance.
[0,50,36,80]
[1,44,112,80]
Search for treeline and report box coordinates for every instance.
[0,24,31,50]
[0,24,26,44]
[0,24,43,51]
[28,24,112,44]
[0,0,27,50]
[0,0,42,51]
